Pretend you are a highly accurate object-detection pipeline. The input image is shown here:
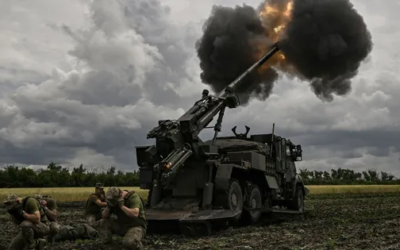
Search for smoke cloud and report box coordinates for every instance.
[279,0,373,101]
[196,0,373,103]
[195,5,278,104]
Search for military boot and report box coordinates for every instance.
[36,238,47,250]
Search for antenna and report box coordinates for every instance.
[271,123,275,156]
[271,123,275,144]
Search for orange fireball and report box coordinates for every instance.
[254,0,294,73]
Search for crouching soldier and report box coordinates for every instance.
[3,194,50,250]
[85,183,107,227]
[97,187,147,250]
[34,194,60,243]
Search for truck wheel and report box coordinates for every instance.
[226,180,243,212]
[244,185,262,223]
[289,186,304,213]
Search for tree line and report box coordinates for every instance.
[299,168,399,185]
[0,162,399,188]
[0,162,140,188]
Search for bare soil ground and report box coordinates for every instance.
[1,192,400,250]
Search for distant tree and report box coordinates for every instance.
[368,169,379,182]
[323,171,331,180]
[362,171,371,181]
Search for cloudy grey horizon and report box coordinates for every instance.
[0,0,399,177]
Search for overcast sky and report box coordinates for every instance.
[0,0,399,176]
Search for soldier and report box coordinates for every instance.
[3,193,50,250]
[97,187,147,250]
[34,194,60,243]
[53,222,99,242]
[85,183,107,227]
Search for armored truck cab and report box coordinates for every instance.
[203,126,307,220]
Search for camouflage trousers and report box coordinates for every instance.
[86,213,102,228]
[7,220,50,250]
[47,221,60,243]
[97,218,146,250]
[53,223,99,242]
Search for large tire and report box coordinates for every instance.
[288,186,304,213]
[243,185,262,223]
[224,180,243,212]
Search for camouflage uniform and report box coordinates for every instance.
[97,187,147,250]
[85,183,106,227]
[4,194,50,250]
[34,194,60,243]
[53,223,99,242]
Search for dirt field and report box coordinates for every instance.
[1,192,400,250]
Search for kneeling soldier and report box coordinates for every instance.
[4,194,50,250]
[34,194,60,243]
[85,183,107,227]
[97,187,147,250]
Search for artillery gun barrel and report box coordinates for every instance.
[147,43,280,142]
[198,43,280,127]
[222,43,280,96]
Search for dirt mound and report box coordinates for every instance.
[1,193,400,250]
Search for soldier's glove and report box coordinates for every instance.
[117,198,124,208]
[107,201,116,208]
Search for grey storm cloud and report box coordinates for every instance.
[0,0,202,169]
[0,0,399,177]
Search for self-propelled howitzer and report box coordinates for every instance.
[136,43,308,235]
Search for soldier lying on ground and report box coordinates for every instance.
[97,187,147,250]
[3,193,50,250]
[85,182,107,227]
[34,194,60,243]
[53,222,99,242]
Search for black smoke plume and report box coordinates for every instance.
[279,0,373,101]
[196,0,373,103]
[195,5,278,104]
